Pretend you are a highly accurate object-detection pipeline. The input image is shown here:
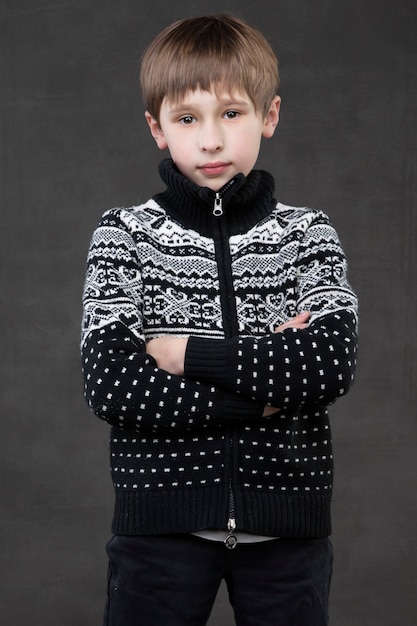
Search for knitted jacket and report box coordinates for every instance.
[81,158,358,538]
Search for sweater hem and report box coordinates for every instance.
[111,487,332,538]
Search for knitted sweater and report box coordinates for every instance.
[81,158,358,538]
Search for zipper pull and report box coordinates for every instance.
[213,193,223,217]
[224,518,238,549]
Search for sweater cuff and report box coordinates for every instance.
[185,336,263,421]
[185,336,228,387]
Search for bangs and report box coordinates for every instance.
[160,56,262,109]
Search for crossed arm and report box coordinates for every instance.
[146,311,311,374]
[146,311,312,417]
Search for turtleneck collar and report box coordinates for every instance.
[153,158,276,237]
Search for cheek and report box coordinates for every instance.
[166,140,194,169]
[238,130,262,159]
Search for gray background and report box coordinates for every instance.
[1,0,416,624]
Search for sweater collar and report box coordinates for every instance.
[153,158,276,236]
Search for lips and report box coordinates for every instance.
[199,162,230,176]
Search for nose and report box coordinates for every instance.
[199,121,223,152]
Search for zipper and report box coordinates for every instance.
[224,483,238,549]
[212,185,239,549]
[213,192,223,217]
[212,178,236,217]
[225,517,237,549]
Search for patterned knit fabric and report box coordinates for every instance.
[81,158,358,538]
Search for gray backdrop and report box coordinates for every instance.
[1,0,416,624]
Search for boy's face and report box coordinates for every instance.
[145,88,281,191]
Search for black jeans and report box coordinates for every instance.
[103,533,333,626]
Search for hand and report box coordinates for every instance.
[146,336,188,376]
[262,405,280,417]
[261,312,311,416]
[274,311,311,333]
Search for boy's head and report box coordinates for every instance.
[140,14,280,124]
[141,14,281,191]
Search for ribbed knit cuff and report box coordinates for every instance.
[185,336,228,386]
[185,336,263,420]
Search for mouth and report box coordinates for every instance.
[198,162,230,176]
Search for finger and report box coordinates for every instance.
[274,311,311,333]
[293,311,311,322]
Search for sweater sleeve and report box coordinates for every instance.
[185,310,357,408]
[81,210,263,434]
[184,214,358,409]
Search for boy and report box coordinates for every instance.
[81,13,358,626]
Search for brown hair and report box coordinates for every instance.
[140,14,280,123]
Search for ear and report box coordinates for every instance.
[145,111,168,150]
[262,96,281,139]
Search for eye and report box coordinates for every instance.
[224,110,240,119]
[179,115,195,125]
